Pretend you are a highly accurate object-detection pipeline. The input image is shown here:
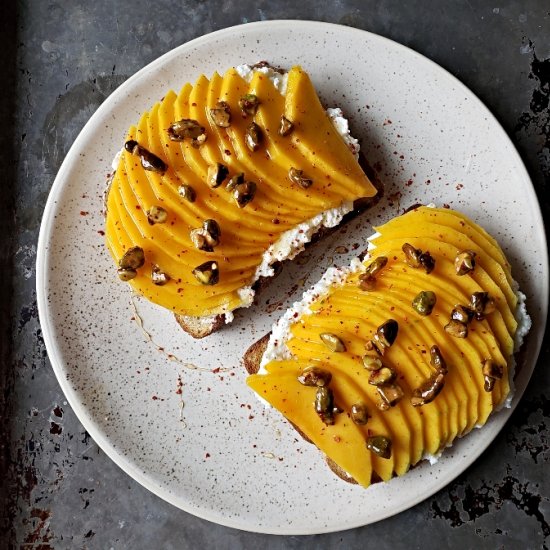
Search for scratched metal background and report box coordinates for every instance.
[1,1,549,548]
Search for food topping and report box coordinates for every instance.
[320,332,346,352]
[368,366,396,386]
[278,115,294,136]
[315,386,335,425]
[151,264,170,286]
[376,383,404,407]
[297,366,332,387]
[358,256,388,291]
[226,172,244,192]
[412,290,437,316]
[411,371,446,407]
[455,250,477,276]
[208,101,231,127]
[238,93,260,116]
[451,304,474,324]
[444,319,468,338]
[372,319,398,354]
[192,261,219,285]
[470,291,496,320]
[177,184,196,203]
[366,435,392,459]
[288,167,313,189]
[482,359,503,392]
[350,402,369,425]
[245,122,263,151]
[233,181,257,208]
[362,355,383,371]
[117,246,145,282]
[146,206,168,225]
[124,140,167,173]
[167,118,206,144]
[190,219,221,252]
[207,162,229,188]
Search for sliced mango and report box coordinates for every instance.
[247,206,520,488]
[105,66,377,317]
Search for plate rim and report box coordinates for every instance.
[36,19,549,534]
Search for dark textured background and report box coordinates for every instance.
[1,1,549,548]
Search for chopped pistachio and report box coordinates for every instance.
[411,371,446,407]
[351,402,369,425]
[412,290,437,316]
[245,122,263,152]
[167,118,205,141]
[124,140,167,173]
[151,264,170,286]
[279,115,294,136]
[366,435,392,459]
[192,261,219,285]
[288,167,313,189]
[207,162,229,188]
[315,386,335,425]
[320,333,346,352]
[298,366,332,387]
[146,205,168,225]
[233,181,257,208]
[451,304,474,324]
[368,366,396,386]
[444,319,468,338]
[117,267,137,281]
[455,250,477,276]
[208,101,231,127]
[178,184,196,203]
[239,93,260,116]
[362,355,383,371]
[226,172,245,192]
[377,383,404,407]
[119,246,145,270]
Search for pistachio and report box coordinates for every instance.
[375,396,391,411]
[288,167,313,189]
[366,435,392,459]
[146,205,168,225]
[484,376,496,392]
[402,242,422,268]
[455,250,477,276]
[124,140,167,173]
[359,257,388,290]
[208,101,231,127]
[470,292,496,320]
[238,93,260,116]
[245,122,263,152]
[225,172,244,192]
[190,219,221,252]
[444,319,468,338]
[377,383,404,407]
[320,333,346,352]
[362,355,383,371]
[451,304,474,324]
[351,402,369,425]
[368,366,396,386]
[358,273,377,291]
[191,133,207,148]
[192,261,219,285]
[207,162,229,188]
[412,290,437,316]
[117,267,137,281]
[365,256,388,278]
[178,184,196,203]
[167,118,205,141]
[419,251,436,274]
[279,115,294,136]
[481,358,503,393]
[119,246,145,270]
[298,365,332,387]
[372,319,398,354]
[315,386,335,425]
[429,345,447,374]
[151,264,170,286]
[233,181,257,208]
[411,371,445,406]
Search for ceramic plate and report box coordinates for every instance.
[36,21,548,534]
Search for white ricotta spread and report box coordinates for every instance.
[235,63,289,94]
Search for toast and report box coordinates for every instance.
[104,64,380,338]
[245,206,531,487]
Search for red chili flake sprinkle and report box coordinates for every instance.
[152,395,158,400]
[205,453,210,458]
[248,415,254,420]
[333,435,341,443]
[97,230,105,236]
[225,149,231,155]
[135,205,141,210]
[456,183,464,190]
[444,204,451,209]
[80,211,89,216]
[212,367,221,374]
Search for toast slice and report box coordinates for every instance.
[105,64,379,338]
[245,206,530,487]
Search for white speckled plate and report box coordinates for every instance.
[36,21,547,534]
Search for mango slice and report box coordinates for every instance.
[247,206,521,488]
[105,66,377,317]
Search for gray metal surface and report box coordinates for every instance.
[2,1,548,548]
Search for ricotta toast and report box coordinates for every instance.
[245,206,530,488]
[104,64,378,337]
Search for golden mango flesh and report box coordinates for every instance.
[247,206,522,488]
[105,66,377,318]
